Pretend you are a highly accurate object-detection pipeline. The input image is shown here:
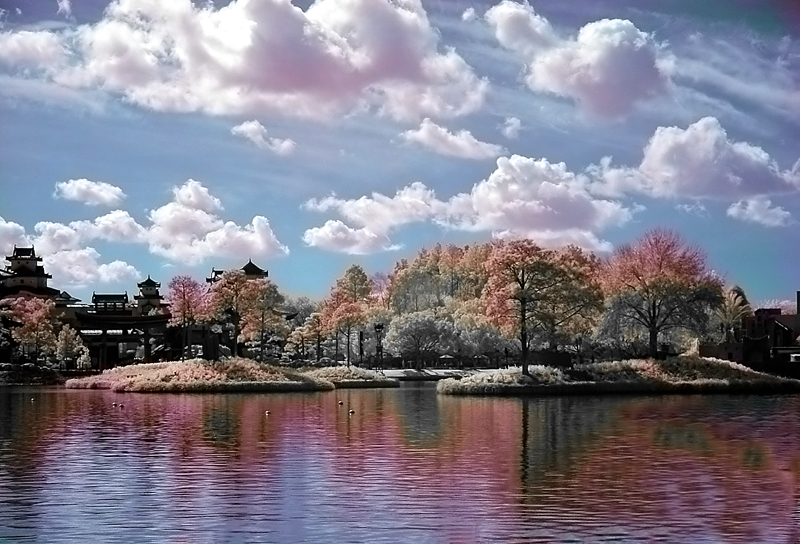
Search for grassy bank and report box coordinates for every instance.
[65,358,334,393]
[64,359,399,392]
[437,356,800,396]
[302,365,399,388]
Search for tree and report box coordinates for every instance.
[5,296,58,363]
[714,287,752,343]
[601,229,724,358]
[241,279,287,361]
[205,270,253,357]
[484,240,602,375]
[385,309,454,368]
[166,275,207,360]
[55,324,89,368]
[323,265,371,365]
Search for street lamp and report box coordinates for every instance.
[374,323,384,371]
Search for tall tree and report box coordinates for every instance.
[484,240,600,375]
[324,265,372,365]
[601,229,724,358]
[241,279,287,361]
[166,275,207,360]
[205,270,253,357]
[55,324,89,368]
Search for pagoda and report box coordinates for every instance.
[134,275,166,316]
[0,246,60,298]
[206,259,268,283]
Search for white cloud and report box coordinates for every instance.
[594,117,800,199]
[43,248,140,286]
[0,30,66,70]
[147,180,288,264]
[302,220,398,254]
[3,0,487,122]
[0,217,30,255]
[304,155,638,253]
[726,196,794,227]
[401,118,505,159]
[172,179,222,213]
[231,120,296,155]
[438,155,636,251]
[54,179,126,207]
[56,0,72,18]
[461,8,477,22]
[485,1,669,116]
[305,182,441,233]
[676,202,708,217]
[501,116,522,139]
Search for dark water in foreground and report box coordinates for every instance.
[1,384,799,543]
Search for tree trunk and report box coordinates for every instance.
[520,301,529,376]
[649,327,658,359]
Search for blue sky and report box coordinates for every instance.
[0,0,798,304]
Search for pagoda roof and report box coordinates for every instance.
[0,284,60,299]
[6,266,52,278]
[92,292,129,304]
[56,291,81,303]
[138,275,160,288]
[7,246,41,261]
[242,259,268,277]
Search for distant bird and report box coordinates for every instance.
[30,398,34,402]
[119,404,124,409]
[265,411,270,416]
[349,409,355,415]
[338,400,343,405]
[112,402,117,407]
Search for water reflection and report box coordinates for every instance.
[0,387,799,542]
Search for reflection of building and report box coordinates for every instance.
[0,246,60,299]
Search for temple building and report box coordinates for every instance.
[206,259,268,283]
[0,246,60,299]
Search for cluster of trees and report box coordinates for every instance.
[275,229,731,374]
[4,228,789,371]
[0,297,89,367]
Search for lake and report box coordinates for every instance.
[1,383,799,543]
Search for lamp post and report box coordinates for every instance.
[374,323,384,371]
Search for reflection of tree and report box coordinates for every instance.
[518,396,629,498]
[203,404,240,447]
[395,383,441,447]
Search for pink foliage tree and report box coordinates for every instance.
[166,275,208,360]
[601,229,724,358]
[4,296,58,363]
[484,240,602,375]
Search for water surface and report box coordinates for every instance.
[1,384,799,543]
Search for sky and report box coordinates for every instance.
[0,0,799,304]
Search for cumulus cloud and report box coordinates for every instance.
[501,116,522,139]
[726,196,793,227]
[2,0,487,122]
[231,120,296,155]
[25,180,288,271]
[302,220,398,254]
[147,180,288,264]
[303,155,637,253]
[401,118,505,159]
[461,7,477,22]
[305,182,441,233]
[438,155,636,251]
[485,1,669,116]
[593,117,800,199]
[43,248,140,286]
[0,31,66,70]
[53,179,126,207]
[0,217,30,254]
